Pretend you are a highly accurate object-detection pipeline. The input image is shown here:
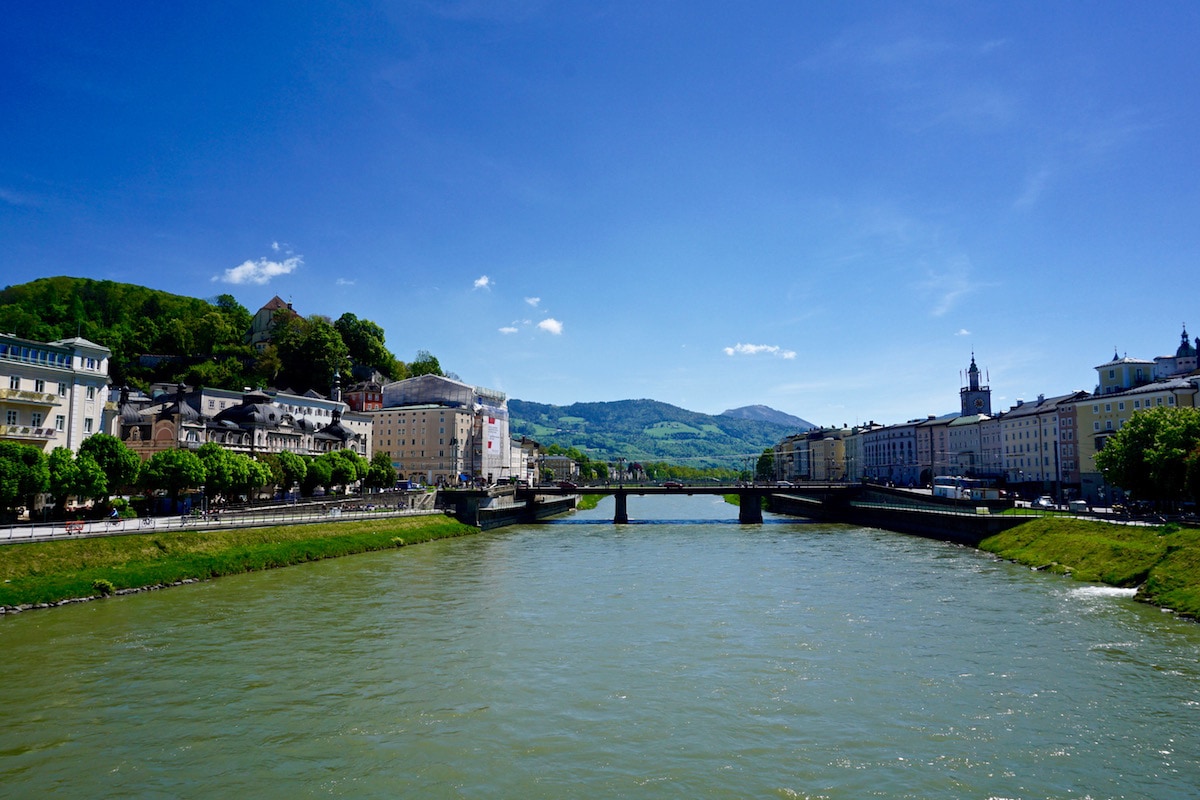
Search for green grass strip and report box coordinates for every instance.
[0,515,477,608]
[980,518,1200,618]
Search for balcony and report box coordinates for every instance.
[0,425,58,441]
[0,388,60,407]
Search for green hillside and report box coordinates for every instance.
[509,398,803,469]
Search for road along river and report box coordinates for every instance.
[1,494,1198,798]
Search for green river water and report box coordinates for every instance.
[1,494,1198,798]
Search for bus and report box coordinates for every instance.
[931,476,999,500]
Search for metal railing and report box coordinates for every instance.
[1,500,443,545]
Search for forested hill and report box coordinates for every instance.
[508,398,805,468]
[0,276,411,395]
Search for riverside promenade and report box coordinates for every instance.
[1,493,440,545]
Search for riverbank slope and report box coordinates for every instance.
[980,518,1200,618]
[0,514,477,611]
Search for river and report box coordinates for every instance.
[1,495,1198,798]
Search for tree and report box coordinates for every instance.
[78,433,141,495]
[141,448,206,505]
[275,450,308,494]
[197,443,241,500]
[1095,406,1200,507]
[301,455,332,497]
[408,350,443,377]
[365,451,396,491]
[321,449,366,491]
[756,448,775,482]
[335,313,402,381]
[46,447,80,516]
[273,314,351,395]
[0,442,49,513]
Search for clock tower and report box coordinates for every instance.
[960,354,991,416]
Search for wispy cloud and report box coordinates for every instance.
[724,343,797,359]
[336,278,356,286]
[499,326,519,335]
[474,275,492,290]
[919,255,978,317]
[524,296,540,307]
[215,255,302,285]
[955,328,971,337]
[538,318,563,335]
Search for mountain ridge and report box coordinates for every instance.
[509,397,808,468]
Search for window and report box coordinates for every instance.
[86,386,96,400]
[5,410,16,425]
[1168,396,1176,406]
[31,412,42,427]
[1094,422,1100,431]
[1104,403,1111,413]
[34,379,45,393]
[58,382,66,396]
[83,418,93,433]
[1118,402,1125,411]
[8,376,18,390]
[55,415,65,430]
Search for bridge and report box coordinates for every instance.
[514,483,855,524]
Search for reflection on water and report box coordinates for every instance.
[1,494,1198,799]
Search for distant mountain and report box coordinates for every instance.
[721,404,814,429]
[508,398,803,468]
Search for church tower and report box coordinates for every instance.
[960,354,991,416]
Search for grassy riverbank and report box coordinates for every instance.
[0,514,477,609]
[980,518,1200,618]
[575,493,606,511]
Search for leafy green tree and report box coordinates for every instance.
[273,314,351,395]
[319,449,366,490]
[276,450,308,494]
[365,451,397,490]
[78,433,141,495]
[197,443,240,499]
[74,453,108,505]
[0,442,49,513]
[756,448,775,482]
[301,455,332,497]
[141,448,206,504]
[408,350,443,377]
[46,447,80,516]
[335,313,402,380]
[1096,406,1200,506]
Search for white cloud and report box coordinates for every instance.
[271,241,280,252]
[336,278,356,286]
[474,275,492,290]
[955,328,971,337]
[723,343,797,359]
[499,326,519,335]
[215,255,302,285]
[524,296,540,307]
[538,318,563,335]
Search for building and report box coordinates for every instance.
[118,383,369,460]
[946,414,990,476]
[0,333,112,453]
[246,296,298,351]
[374,374,512,485]
[999,391,1088,498]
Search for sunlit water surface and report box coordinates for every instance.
[2,495,1199,798]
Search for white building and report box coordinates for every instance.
[0,333,112,453]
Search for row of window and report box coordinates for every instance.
[1092,396,1174,414]
[4,410,69,429]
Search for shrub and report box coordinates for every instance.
[92,578,116,597]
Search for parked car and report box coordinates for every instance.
[775,481,794,488]
[558,481,578,490]
[1033,496,1055,509]
[663,481,684,488]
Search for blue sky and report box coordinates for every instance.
[3,2,1198,427]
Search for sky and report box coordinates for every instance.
[3,2,1198,428]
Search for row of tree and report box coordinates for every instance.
[0,435,401,519]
